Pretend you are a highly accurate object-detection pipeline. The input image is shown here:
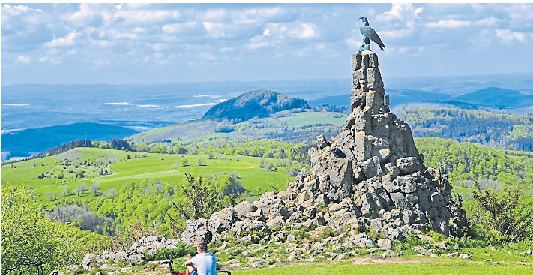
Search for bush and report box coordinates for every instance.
[469,182,533,242]
[154,244,195,260]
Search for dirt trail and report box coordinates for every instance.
[135,169,179,177]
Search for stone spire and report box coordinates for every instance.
[307,50,467,238]
[181,50,468,247]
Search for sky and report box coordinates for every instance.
[2,3,533,85]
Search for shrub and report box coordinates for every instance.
[154,244,195,260]
[470,181,533,242]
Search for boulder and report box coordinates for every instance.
[208,207,236,234]
[181,218,212,245]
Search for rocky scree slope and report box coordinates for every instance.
[182,50,469,248]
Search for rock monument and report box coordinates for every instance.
[181,50,468,247]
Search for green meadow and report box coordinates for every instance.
[1,147,294,204]
[278,111,346,128]
[230,261,532,275]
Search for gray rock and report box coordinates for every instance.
[325,159,354,202]
[81,254,97,269]
[361,156,383,178]
[377,239,392,249]
[254,193,291,219]
[396,175,418,193]
[355,233,375,248]
[459,254,472,259]
[397,157,421,175]
[316,134,330,149]
[181,218,212,245]
[208,207,236,234]
[413,246,429,255]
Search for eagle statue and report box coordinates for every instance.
[359,17,385,51]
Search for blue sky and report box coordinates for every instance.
[2,3,533,85]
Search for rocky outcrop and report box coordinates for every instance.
[80,236,182,268]
[182,50,468,247]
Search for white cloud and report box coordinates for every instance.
[3,103,29,106]
[16,56,31,63]
[149,43,166,52]
[475,17,501,27]
[92,59,110,66]
[426,20,472,28]
[297,23,316,39]
[45,30,80,47]
[263,22,318,39]
[125,3,150,10]
[132,27,145,33]
[202,21,230,38]
[495,29,531,43]
[2,4,42,15]
[109,29,137,39]
[92,39,114,48]
[69,3,97,23]
[200,9,226,21]
[175,103,215,108]
[162,22,197,33]
[345,37,359,49]
[233,7,284,24]
[246,41,271,49]
[220,47,234,53]
[378,3,423,22]
[200,52,216,60]
[137,104,160,108]
[105,102,128,105]
[378,28,413,39]
[39,56,61,64]
[114,10,180,23]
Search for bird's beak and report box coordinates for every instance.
[359,17,364,20]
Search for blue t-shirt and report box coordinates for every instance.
[191,253,217,275]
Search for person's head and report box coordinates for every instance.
[196,241,208,253]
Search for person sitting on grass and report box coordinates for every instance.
[184,241,217,275]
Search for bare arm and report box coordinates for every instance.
[184,260,194,266]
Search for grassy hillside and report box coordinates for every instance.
[1,147,295,205]
[128,111,347,145]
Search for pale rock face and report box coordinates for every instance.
[181,50,468,246]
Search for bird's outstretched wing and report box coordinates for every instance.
[360,26,385,51]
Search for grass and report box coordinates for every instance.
[278,111,346,128]
[128,111,347,145]
[97,259,532,275]
[1,147,294,204]
[230,261,532,275]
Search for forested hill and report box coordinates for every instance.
[202,90,308,121]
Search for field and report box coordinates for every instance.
[128,110,347,145]
[84,257,532,275]
[278,112,346,128]
[1,147,295,204]
[229,262,532,275]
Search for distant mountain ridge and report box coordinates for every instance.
[1,122,139,159]
[202,90,308,121]
[308,87,533,110]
